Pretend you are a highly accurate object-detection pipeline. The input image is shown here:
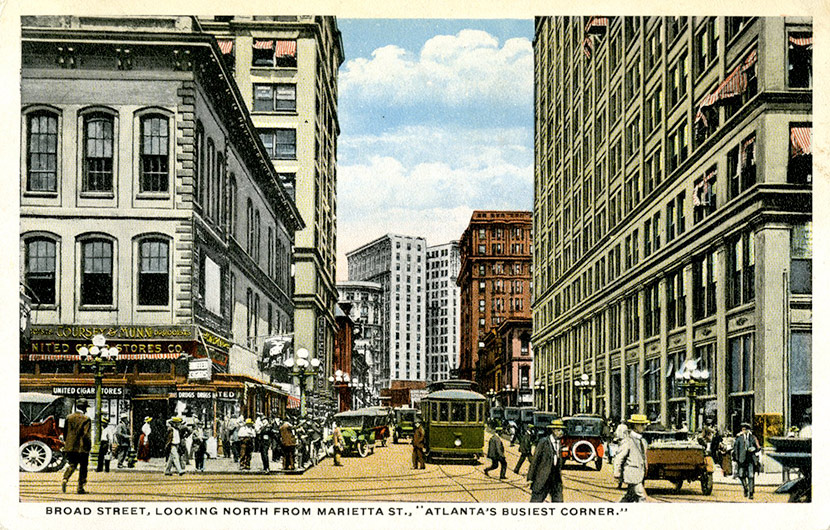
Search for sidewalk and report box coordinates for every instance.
[112,452,320,475]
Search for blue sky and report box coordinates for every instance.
[336,19,534,279]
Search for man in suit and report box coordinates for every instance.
[484,430,507,479]
[732,421,761,499]
[411,421,426,469]
[514,425,535,474]
[114,414,131,468]
[61,398,92,494]
[280,419,297,471]
[527,419,565,502]
[614,414,649,503]
[164,417,186,476]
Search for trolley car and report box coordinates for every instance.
[419,380,485,462]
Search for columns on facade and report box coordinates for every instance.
[683,261,695,380]
[658,275,669,424]
[604,309,612,419]
[637,288,646,413]
[619,298,628,421]
[715,242,729,430]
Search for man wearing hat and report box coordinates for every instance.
[527,419,565,502]
[280,418,298,471]
[411,420,426,470]
[115,414,131,468]
[484,429,507,479]
[238,418,256,470]
[61,398,92,494]
[732,421,760,499]
[514,424,535,475]
[614,414,649,503]
[96,416,116,473]
[164,417,185,476]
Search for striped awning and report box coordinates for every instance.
[275,40,297,57]
[789,35,813,47]
[217,39,234,54]
[791,126,812,157]
[694,92,719,125]
[253,39,274,50]
[714,49,758,101]
[24,352,182,361]
[585,16,609,34]
[287,395,301,408]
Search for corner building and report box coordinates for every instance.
[458,211,532,387]
[199,16,344,404]
[532,16,811,446]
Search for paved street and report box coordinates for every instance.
[20,433,783,503]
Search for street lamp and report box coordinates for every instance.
[328,370,352,412]
[533,379,543,410]
[574,373,597,413]
[78,334,120,466]
[674,359,710,432]
[284,348,320,418]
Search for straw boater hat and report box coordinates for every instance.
[627,414,649,425]
[144,416,153,423]
[245,418,254,424]
[548,419,565,430]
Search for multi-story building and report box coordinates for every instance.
[480,318,534,406]
[19,16,303,450]
[347,235,427,389]
[425,241,460,382]
[337,280,384,403]
[532,17,811,445]
[457,211,533,387]
[199,16,344,405]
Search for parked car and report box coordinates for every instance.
[393,407,421,443]
[530,411,558,441]
[20,392,70,472]
[560,414,605,470]
[331,410,377,457]
[487,406,504,431]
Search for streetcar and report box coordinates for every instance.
[419,380,485,462]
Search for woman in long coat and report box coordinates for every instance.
[137,417,152,461]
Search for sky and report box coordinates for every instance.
[335,19,535,280]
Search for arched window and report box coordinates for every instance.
[194,122,203,206]
[139,114,169,193]
[246,198,254,255]
[24,237,57,305]
[138,238,169,306]
[26,111,59,192]
[83,112,114,192]
[81,238,113,306]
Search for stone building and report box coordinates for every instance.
[425,241,460,382]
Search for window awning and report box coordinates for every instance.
[217,39,234,54]
[287,394,301,408]
[715,48,758,101]
[275,40,297,58]
[253,39,274,50]
[585,16,609,34]
[791,126,812,157]
[741,136,756,167]
[789,35,813,47]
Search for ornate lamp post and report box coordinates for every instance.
[674,360,710,432]
[574,373,597,413]
[283,348,320,418]
[533,379,543,410]
[78,334,120,465]
[328,370,352,412]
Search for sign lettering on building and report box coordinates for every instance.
[52,386,124,397]
[176,391,215,399]
[216,390,238,400]
[31,325,194,341]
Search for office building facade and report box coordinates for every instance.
[425,241,461,382]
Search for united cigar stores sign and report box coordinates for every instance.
[26,325,197,360]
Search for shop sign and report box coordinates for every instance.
[30,340,194,357]
[52,386,124,397]
[31,325,194,341]
[188,358,212,381]
[217,390,238,400]
[176,391,215,399]
[202,329,230,350]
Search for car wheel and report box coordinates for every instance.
[20,441,52,472]
[357,441,369,458]
[571,440,596,465]
[46,451,66,472]
[393,434,398,444]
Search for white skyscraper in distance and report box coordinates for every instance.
[426,241,460,382]
[347,234,427,388]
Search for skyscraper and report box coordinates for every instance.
[425,241,460,382]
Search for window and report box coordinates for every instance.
[727,334,754,433]
[728,232,755,308]
[217,38,235,70]
[668,53,689,108]
[694,343,717,395]
[644,281,660,337]
[788,124,812,184]
[139,115,169,193]
[626,115,640,159]
[676,192,686,235]
[626,362,639,415]
[83,113,114,192]
[789,331,812,429]
[645,26,662,72]
[227,175,237,237]
[693,250,717,320]
[694,17,719,77]
[666,200,676,243]
[668,121,688,173]
[723,48,759,120]
[81,239,113,306]
[625,58,640,104]
[666,269,685,330]
[253,84,296,112]
[788,33,812,88]
[652,212,661,252]
[625,293,639,343]
[138,239,168,306]
[624,172,640,213]
[246,199,255,256]
[259,128,296,160]
[645,358,660,418]
[725,17,751,42]
[791,222,812,294]
[26,111,58,192]
[645,88,662,136]
[195,122,203,206]
[25,238,56,305]
[694,91,720,145]
[693,167,717,223]
[252,39,297,68]
[666,16,687,44]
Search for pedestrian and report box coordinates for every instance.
[614,413,649,503]
[332,423,344,466]
[164,417,186,476]
[231,414,244,462]
[115,414,131,468]
[256,415,272,473]
[272,416,283,462]
[220,415,232,458]
[182,406,196,464]
[61,398,92,494]
[238,418,256,470]
[514,425,534,474]
[732,421,761,499]
[138,416,152,462]
[96,416,115,473]
[411,420,426,469]
[527,419,565,502]
[193,425,207,472]
[484,431,507,479]
[611,419,628,488]
[280,418,297,471]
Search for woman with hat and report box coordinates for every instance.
[138,416,153,462]
[527,419,565,502]
[614,414,649,503]
[732,421,760,499]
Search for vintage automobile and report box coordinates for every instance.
[768,436,811,502]
[560,414,605,470]
[420,380,485,462]
[642,429,714,495]
[392,407,421,443]
[20,392,70,472]
[530,411,558,441]
[363,406,393,446]
[332,409,377,457]
[487,406,504,431]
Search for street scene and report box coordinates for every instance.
[17,12,812,515]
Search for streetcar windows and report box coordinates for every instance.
[451,403,465,422]
[439,403,449,421]
[467,403,476,422]
[431,403,438,421]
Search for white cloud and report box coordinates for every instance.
[340,29,532,108]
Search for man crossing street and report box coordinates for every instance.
[61,398,92,494]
